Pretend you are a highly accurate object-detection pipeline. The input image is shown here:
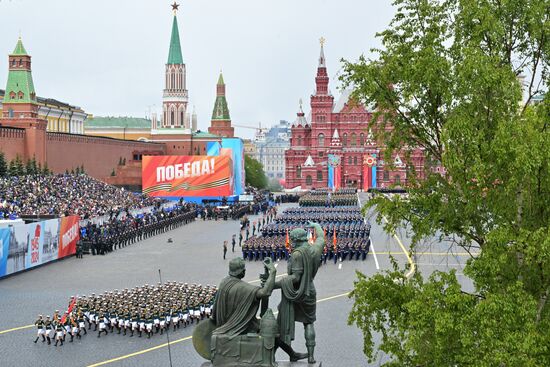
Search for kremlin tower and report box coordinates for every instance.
[1,38,47,164]
[161,2,189,129]
[208,72,234,137]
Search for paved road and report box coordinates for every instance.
[0,200,474,366]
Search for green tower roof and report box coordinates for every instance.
[167,15,183,64]
[217,72,225,85]
[11,38,28,56]
[212,96,230,120]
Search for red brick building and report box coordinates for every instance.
[284,42,426,190]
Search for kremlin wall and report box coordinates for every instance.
[0,8,235,189]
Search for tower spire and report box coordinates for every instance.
[319,37,326,67]
[167,10,183,64]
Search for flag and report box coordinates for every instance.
[285,229,291,251]
[61,296,77,324]
[323,228,327,254]
[333,227,337,251]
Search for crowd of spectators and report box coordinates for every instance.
[0,174,163,220]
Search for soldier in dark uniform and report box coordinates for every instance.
[231,234,236,253]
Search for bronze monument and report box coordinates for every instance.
[193,221,325,366]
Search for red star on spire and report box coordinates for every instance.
[171,2,180,13]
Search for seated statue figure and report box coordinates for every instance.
[211,257,276,338]
[194,257,278,367]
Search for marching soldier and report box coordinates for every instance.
[34,315,45,343]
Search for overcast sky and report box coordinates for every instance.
[0,0,395,139]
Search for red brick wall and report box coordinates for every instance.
[46,132,166,179]
[0,127,26,161]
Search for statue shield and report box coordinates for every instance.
[192,318,217,360]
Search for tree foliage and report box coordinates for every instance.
[0,151,7,177]
[244,155,268,189]
[343,0,549,365]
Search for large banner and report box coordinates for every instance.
[59,216,79,258]
[362,154,377,190]
[0,216,78,279]
[328,155,342,191]
[142,155,234,197]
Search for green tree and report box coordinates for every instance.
[118,157,123,166]
[267,178,283,192]
[13,156,25,176]
[80,164,85,174]
[0,151,7,177]
[75,166,80,174]
[342,0,549,365]
[110,168,116,176]
[8,160,17,177]
[25,158,33,175]
[244,155,268,189]
[43,162,50,175]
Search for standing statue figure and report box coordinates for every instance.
[274,221,325,364]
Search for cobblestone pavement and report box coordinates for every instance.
[0,200,472,367]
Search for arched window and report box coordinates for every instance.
[11,59,16,67]
[180,111,184,126]
[348,156,352,164]
[395,175,401,185]
[360,133,365,146]
[9,92,16,100]
[170,110,175,126]
[296,166,302,178]
[383,171,389,181]
[342,133,348,146]
[306,175,312,185]
[354,156,357,165]
[8,109,14,118]
[318,133,325,147]
[316,171,323,181]
[18,92,24,99]
[351,133,357,146]
[19,59,23,67]
[298,136,302,146]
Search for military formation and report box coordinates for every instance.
[81,204,197,255]
[298,188,358,207]
[243,189,371,264]
[33,282,216,346]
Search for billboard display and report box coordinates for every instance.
[142,155,234,197]
[0,216,78,279]
[221,138,245,196]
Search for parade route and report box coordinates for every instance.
[0,202,474,366]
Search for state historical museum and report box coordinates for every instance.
[284,42,426,190]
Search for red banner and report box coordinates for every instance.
[142,155,234,197]
[58,216,80,258]
[334,165,341,190]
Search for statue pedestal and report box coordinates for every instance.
[200,362,323,367]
